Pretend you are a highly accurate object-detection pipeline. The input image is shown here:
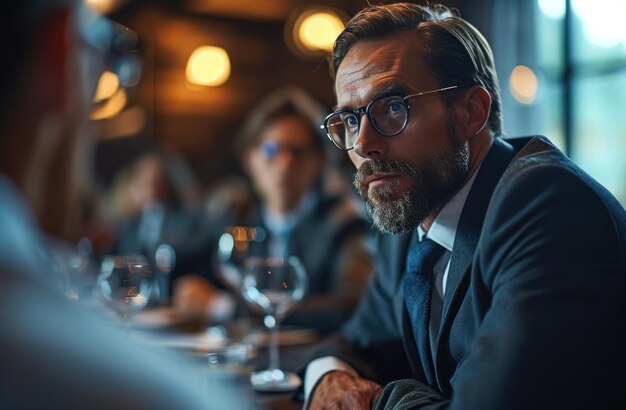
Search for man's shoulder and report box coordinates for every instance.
[487,136,626,250]
[499,135,621,209]
[501,134,554,153]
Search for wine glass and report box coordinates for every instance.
[96,254,153,332]
[240,255,308,392]
[215,226,267,334]
[216,226,267,292]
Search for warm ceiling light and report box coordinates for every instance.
[298,11,344,52]
[91,88,127,120]
[509,65,539,104]
[185,46,231,87]
[94,71,120,103]
[285,7,346,59]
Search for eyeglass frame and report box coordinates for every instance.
[320,85,462,151]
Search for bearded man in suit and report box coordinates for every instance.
[305,3,626,409]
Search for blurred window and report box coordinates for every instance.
[494,0,625,206]
[532,0,626,205]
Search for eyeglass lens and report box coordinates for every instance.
[326,95,408,150]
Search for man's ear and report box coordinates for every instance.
[454,85,491,140]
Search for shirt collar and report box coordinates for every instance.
[262,189,318,235]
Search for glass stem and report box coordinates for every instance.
[266,314,280,371]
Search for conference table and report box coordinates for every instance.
[130,308,321,410]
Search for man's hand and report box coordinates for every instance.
[308,371,382,410]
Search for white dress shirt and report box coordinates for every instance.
[417,167,479,295]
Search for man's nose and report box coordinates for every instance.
[352,116,386,159]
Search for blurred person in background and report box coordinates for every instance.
[0,1,250,408]
[173,86,375,335]
[107,151,213,299]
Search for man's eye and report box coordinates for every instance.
[345,116,358,127]
[388,101,405,113]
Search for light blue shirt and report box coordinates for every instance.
[262,190,318,257]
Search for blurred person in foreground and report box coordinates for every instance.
[0,1,249,408]
[174,86,374,335]
[304,3,626,409]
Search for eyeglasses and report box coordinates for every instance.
[320,85,460,151]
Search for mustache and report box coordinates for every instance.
[353,159,416,194]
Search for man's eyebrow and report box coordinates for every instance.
[372,84,409,100]
[333,84,411,111]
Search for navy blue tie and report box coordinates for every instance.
[402,237,445,385]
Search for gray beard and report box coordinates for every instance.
[354,135,469,234]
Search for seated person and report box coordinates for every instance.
[108,151,213,299]
[304,3,626,409]
[174,86,375,334]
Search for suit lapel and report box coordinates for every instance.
[436,138,517,363]
[394,138,517,384]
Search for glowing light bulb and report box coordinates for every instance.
[94,71,120,103]
[91,88,127,120]
[298,12,344,52]
[185,46,231,87]
[509,65,539,104]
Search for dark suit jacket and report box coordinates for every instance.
[114,208,214,286]
[319,136,626,409]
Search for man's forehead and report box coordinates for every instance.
[337,41,404,80]
[334,32,430,105]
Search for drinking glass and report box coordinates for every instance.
[215,226,268,335]
[240,255,308,392]
[96,254,153,331]
[216,226,267,293]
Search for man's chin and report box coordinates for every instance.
[367,186,404,204]
[366,199,422,235]
[365,185,430,235]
